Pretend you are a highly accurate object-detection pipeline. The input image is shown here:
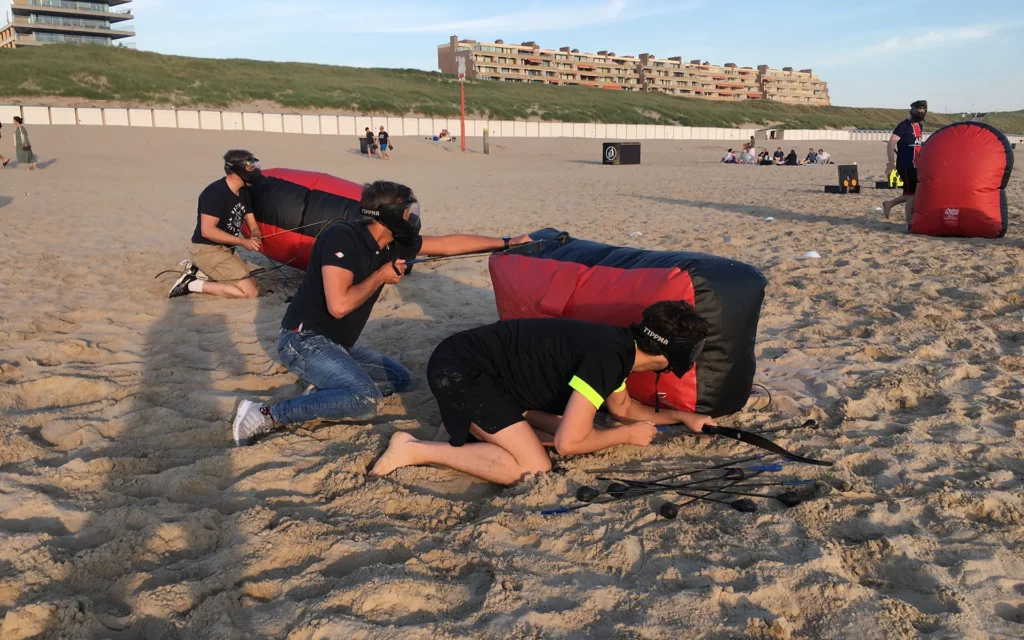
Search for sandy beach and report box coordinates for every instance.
[0,126,1022,639]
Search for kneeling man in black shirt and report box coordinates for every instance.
[231,180,531,446]
[371,301,717,484]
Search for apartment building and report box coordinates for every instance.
[1,0,134,49]
[438,36,830,106]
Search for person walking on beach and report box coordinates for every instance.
[0,122,9,168]
[378,125,391,161]
[370,301,716,485]
[882,100,927,224]
[230,180,534,447]
[168,150,264,300]
[364,128,378,159]
[12,117,37,171]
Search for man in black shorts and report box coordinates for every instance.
[883,100,927,224]
[370,301,717,485]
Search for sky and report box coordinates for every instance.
[130,0,1023,112]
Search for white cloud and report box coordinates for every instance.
[818,23,1020,66]
[367,0,703,34]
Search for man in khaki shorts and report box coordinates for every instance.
[169,150,264,299]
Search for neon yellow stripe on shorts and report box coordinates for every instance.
[569,376,605,409]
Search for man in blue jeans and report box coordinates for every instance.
[232,180,531,446]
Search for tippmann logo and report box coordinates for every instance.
[643,326,670,345]
[943,208,960,225]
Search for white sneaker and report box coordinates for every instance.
[232,399,275,446]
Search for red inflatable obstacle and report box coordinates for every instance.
[910,122,1014,238]
[489,230,767,417]
[247,168,363,270]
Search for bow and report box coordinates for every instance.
[700,425,833,466]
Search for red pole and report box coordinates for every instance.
[460,82,466,153]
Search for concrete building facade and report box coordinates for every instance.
[438,36,830,106]
[1,0,134,49]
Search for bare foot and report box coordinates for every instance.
[881,201,892,220]
[370,432,418,477]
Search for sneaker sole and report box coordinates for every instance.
[232,400,255,446]
[168,271,194,298]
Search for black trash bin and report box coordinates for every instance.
[359,137,370,154]
[603,142,641,165]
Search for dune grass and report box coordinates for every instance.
[2,45,1022,132]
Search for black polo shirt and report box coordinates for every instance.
[441,319,637,413]
[281,222,421,348]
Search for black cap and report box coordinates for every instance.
[911,100,928,109]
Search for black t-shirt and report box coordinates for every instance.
[892,119,924,169]
[785,152,798,166]
[191,178,251,245]
[444,319,636,413]
[378,130,389,144]
[281,222,422,348]
[365,130,374,143]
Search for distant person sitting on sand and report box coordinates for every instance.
[169,150,263,300]
[378,125,391,161]
[721,149,737,164]
[370,302,716,485]
[739,149,754,164]
[230,181,534,447]
[773,147,785,164]
[817,149,831,164]
[802,148,819,164]
[882,100,928,224]
[12,116,37,171]
[759,150,773,166]
[784,149,799,166]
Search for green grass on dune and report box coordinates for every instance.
[2,45,1022,132]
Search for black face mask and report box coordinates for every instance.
[640,325,706,378]
[361,200,422,242]
[225,156,263,186]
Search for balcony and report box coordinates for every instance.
[13,0,133,22]
[12,15,134,37]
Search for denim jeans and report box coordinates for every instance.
[271,330,414,426]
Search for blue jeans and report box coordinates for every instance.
[271,330,414,426]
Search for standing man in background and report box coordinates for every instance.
[882,100,927,224]
[378,125,391,161]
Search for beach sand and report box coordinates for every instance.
[0,127,1022,639]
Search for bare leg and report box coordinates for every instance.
[371,421,551,485]
[199,277,259,299]
[882,195,908,220]
[904,195,915,226]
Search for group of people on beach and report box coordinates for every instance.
[167,152,715,484]
[160,99,930,485]
[0,116,39,170]
[722,145,831,166]
[363,126,392,160]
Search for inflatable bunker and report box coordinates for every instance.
[910,122,1014,238]
[248,168,363,270]
[489,229,768,417]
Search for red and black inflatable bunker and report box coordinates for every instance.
[489,229,768,417]
[247,168,363,270]
[910,122,1014,238]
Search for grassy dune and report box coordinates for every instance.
[2,45,1022,131]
